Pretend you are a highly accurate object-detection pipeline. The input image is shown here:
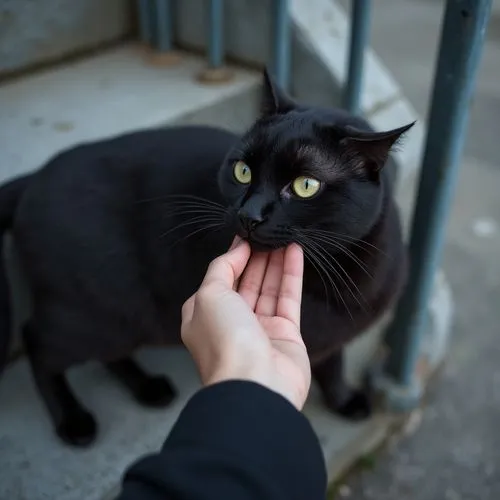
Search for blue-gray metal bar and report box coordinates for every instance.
[384,0,492,387]
[343,0,371,114]
[273,0,291,91]
[207,0,225,68]
[138,0,153,45]
[154,0,174,52]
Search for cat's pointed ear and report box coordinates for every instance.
[341,121,416,171]
[261,67,296,116]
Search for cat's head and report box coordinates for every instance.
[218,69,414,251]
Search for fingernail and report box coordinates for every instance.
[229,235,242,250]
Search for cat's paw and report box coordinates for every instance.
[135,376,177,408]
[322,388,373,421]
[56,410,98,447]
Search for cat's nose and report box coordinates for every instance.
[238,211,264,233]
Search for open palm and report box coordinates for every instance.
[181,238,310,410]
[237,246,311,408]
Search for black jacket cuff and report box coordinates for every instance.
[164,380,327,498]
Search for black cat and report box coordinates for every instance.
[0,70,413,447]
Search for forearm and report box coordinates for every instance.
[117,381,327,500]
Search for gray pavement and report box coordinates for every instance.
[335,1,500,499]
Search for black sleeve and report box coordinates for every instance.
[116,380,327,500]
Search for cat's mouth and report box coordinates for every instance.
[231,212,292,251]
[238,230,290,252]
[245,237,276,252]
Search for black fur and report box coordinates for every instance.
[0,70,413,446]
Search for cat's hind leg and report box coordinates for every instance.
[106,357,176,408]
[24,322,98,447]
[312,349,372,421]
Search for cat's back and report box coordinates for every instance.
[26,125,238,182]
[12,125,238,286]
[103,125,239,172]
[15,125,238,215]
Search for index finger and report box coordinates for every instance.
[181,294,195,324]
[201,237,251,290]
[276,243,304,327]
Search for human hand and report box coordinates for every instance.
[181,237,310,410]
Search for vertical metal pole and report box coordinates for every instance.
[155,0,173,52]
[208,0,224,69]
[273,0,291,91]
[198,0,232,82]
[343,0,371,115]
[384,0,492,389]
[138,0,153,45]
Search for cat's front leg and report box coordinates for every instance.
[24,323,98,447]
[312,350,372,421]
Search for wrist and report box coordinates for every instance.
[205,371,305,411]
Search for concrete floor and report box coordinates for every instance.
[336,1,500,499]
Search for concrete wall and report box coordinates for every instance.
[0,0,133,77]
[175,0,274,66]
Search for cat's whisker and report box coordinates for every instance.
[159,199,226,209]
[158,194,226,209]
[165,222,225,251]
[327,240,373,280]
[158,215,224,239]
[162,207,227,219]
[303,236,369,314]
[294,236,330,307]
[295,229,370,316]
[137,193,225,209]
[305,233,373,279]
[160,202,227,215]
[301,228,386,256]
[296,236,339,305]
[312,233,377,257]
[296,238,333,305]
[298,237,352,320]
[302,227,376,245]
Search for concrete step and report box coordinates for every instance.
[0,342,389,500]
[0,43,260,183]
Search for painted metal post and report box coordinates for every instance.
[273,0,291,91]
[138,0,154,45]
[199,0,232,83]
[149,0,181,64]
[382,0,492,408]
[343,0,371,114]
[154,0,173,52]
[207,0,224,69]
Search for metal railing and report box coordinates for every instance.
[136,0,292,88]
[382,0,492,405]
[136,0,492,410]
[343,0,371,114]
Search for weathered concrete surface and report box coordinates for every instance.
[340,157,500,500]
[0,45,260,182]
[333,1,500,498]
[0,0,131,77]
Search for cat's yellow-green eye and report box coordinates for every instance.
[292,176,321,198]
[233,161,252,184]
